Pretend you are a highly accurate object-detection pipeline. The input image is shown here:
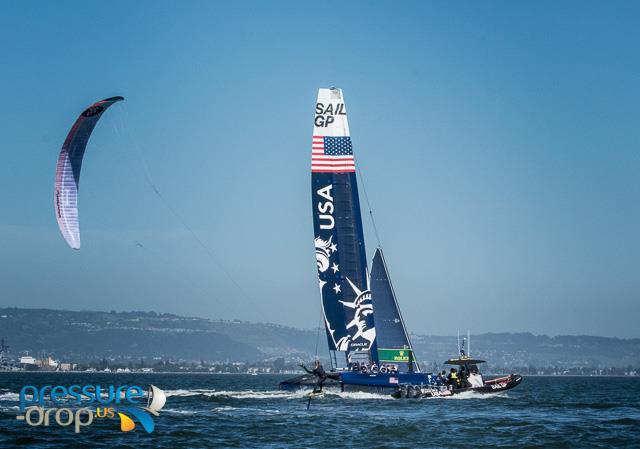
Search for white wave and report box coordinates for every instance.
[243,407,281,415]
[212,405,281,414]
[212,405,238,412]
[164,389,206,397]
[0,392,19,401]
[164,388,307,400]
[158,405,283,415]
[443,390,510,400]
[205,390,306,400]
[164,388,222,397]
[0,405,19,411]
[165,388,397,401]
[161,408,204,415]
[328,391,393,400]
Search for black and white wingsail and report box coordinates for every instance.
[311,88,377,368]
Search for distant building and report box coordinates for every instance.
[31,356,59,370]
[20,355,36,365]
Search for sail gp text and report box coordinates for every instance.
[16,384,145,433]
[315,102,346,127]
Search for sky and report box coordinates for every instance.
[0,1,638,338]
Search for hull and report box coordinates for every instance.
[278,371,416,392]
[391,374,523,398]
[279,371,523,397]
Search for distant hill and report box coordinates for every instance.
[410,333,640,371]
[1,307,638,368]
[0,308,315,363]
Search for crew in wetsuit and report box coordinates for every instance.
[460,366,471,388]
[300,360,328,393]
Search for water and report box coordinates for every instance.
[1,373,639,448]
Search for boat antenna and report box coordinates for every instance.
[468,330,471,357]
[457,330,460,356]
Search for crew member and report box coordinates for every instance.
[460,366,471,388]
[448,367,460,388]
[300,360,328,393]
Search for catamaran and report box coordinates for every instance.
[279,87,522,397]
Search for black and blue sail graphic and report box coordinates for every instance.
[311,88,377,360]
[54,96,124,249]
[370,248,419,372]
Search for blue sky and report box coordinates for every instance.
[0,1,638,337]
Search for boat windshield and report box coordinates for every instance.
[466,364,480,374]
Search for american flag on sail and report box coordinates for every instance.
[311,136,356,173]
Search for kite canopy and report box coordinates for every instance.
[54,96,124,249]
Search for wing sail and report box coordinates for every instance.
[311,88,377,364]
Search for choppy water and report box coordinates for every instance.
[1,373,639,448]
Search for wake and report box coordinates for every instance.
[164,387,396,401]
